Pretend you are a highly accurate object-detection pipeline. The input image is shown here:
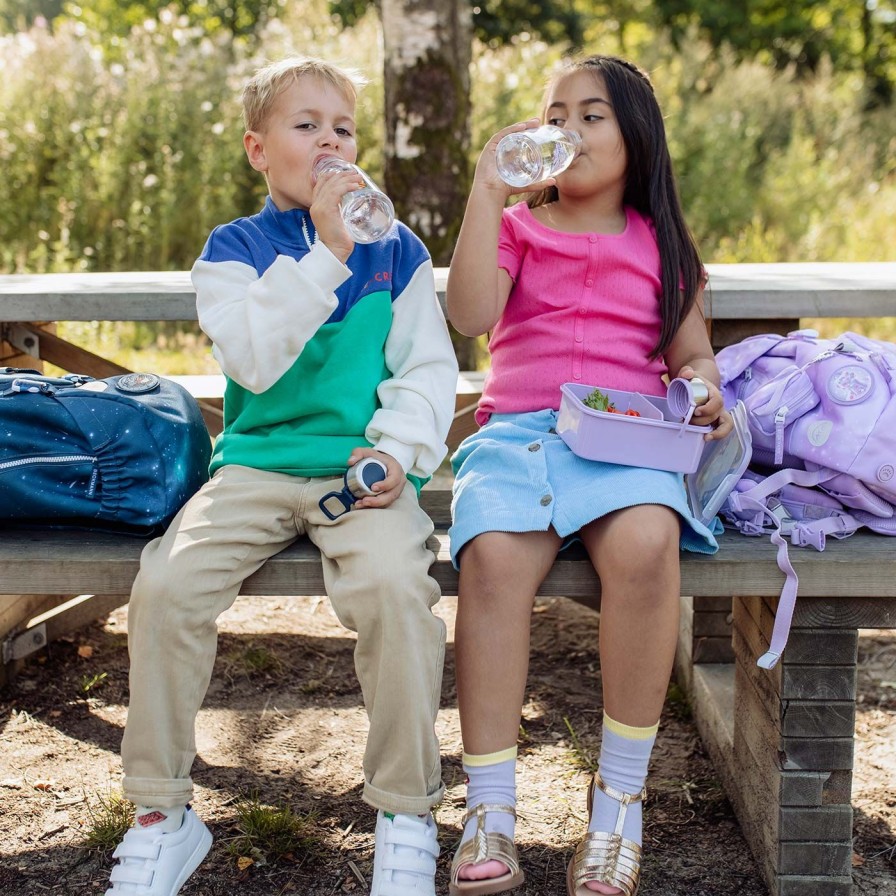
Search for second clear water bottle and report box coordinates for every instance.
[495,125,581,188]
[312,156,395,244]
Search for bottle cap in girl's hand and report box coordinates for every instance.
[667,376,710,423]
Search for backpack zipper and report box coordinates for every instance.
[0,455,99,497]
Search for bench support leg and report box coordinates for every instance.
[675,594,734,693]
[693,595,858,896]
[1,593,129,686]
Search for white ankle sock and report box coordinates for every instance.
[134,804,185,834]
[588,714,657,846]
[462,748,517,844]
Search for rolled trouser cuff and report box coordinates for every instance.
[122,775,194,809]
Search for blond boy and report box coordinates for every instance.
[105,56,457,896]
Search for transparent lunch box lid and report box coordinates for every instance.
[685,400,752,527]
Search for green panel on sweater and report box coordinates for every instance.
[211,290,393,478]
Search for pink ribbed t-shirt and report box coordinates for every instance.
[476,201,669,425]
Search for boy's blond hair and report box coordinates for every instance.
[242,56,367,132]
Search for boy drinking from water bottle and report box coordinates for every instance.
[104,55,458,896]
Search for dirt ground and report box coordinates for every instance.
[1,593,894,896]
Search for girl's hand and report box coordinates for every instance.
[475,118,556,197]
[309,166,360,262]
[346,448,406,509]
[676,366,734,441]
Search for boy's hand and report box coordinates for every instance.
[347,448,405,509]
[309,166,360,263]
[676,365,734,441]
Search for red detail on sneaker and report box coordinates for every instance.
[137,811,168,827]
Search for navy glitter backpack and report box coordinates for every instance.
[0,369,211,534]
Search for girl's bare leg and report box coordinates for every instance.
[454,529,562,881]
[581,504,681,726]
[576,504,681,895]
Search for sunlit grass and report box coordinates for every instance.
[223,793,319,866]
[82,790,133,855]
[804,317,896,344]
[563,716,599,773]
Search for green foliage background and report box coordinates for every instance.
[1,1,894,275]
[0,1,894,362]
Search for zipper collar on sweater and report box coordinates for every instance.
[259,196,316,250]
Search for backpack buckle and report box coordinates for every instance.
[766,497,794,536]
[10,378,57,396]
[791,523,826,550]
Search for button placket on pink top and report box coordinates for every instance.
[572,237,600,381]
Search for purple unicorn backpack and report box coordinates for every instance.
[715,329,896,669]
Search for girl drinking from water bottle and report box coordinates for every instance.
[445,54,733,896]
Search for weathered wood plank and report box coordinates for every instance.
[0,593,73,640]
[687,663,787,881]
[778,769,852,808]
[734,620,855,737]
[733,601,780,692]
[706,647,787,869]
[774,629,859,666]
[777,875,853,896]
[779,701,855,739]
[694,595,735,611]
[693,609,733,637]
[2,262,895,321]
[691,637,734,662]
[739,597,861,666]
[791,594,896,629]
[710,317,799,351]
[779,663,857,703]
[733,619,857,772]
[778,841,853,877]
[779,806,853,844]
[2,524,895,601]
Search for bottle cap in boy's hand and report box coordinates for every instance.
[319,458,388,520]
[345,457,388,497]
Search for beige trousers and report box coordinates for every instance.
[121,464,445,815]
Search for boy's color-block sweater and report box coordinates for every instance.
[191,197,458,489]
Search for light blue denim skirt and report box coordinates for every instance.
[449,409,719,569]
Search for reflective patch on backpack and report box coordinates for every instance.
[116,373,161,394]
[827,365,873,404]
[806,420,833,447]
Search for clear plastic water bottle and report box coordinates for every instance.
[311,156,395,243]
[495,125,582,188]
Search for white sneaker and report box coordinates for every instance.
[370,810,440,896]
[105,806,212,895]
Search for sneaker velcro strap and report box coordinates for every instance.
[382,853,438,875]
[109,864,154,887]
[112,837,162,861]
[382,822,439,859]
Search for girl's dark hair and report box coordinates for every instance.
[529,54,703,359]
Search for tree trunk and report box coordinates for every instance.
[381,0,471,265]
[381,0,481,369]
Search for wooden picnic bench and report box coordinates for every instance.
[2,261,896,896]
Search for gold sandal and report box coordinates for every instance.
[566,772,646,896]
[449,803,525,896]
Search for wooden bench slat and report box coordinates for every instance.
[2,262,895,321]
[1,512,895,601]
